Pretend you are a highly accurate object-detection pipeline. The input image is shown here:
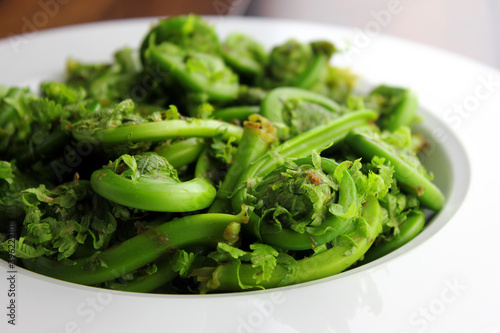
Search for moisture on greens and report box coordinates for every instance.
[0,14,444,294]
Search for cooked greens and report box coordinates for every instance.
[0,14,444,294]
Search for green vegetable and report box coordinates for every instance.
[360,209,425,263]
[345,127,444,210]
[90,153,216,212]
[194,196,382,292]
[260,87,341,140]
[367,85,418,131]
[154,138,206,168]
[222,33,268,77]
[194,147,218,186]
[2,177,119,260]
[66,48,141,106]
[146,42,238,102]
[259,39,335,89]
[210,114,277,213]
[310,66,358,104]
[212,105,260,123]
[0,15,445,294]
[23,212,246,285]
[0,161,37,226]
[72,104,244,145]
[109,255,179,293]
[246,156,358,250]
[231,109,378,212]
[139,14,221,64]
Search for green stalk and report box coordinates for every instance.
[194,147,217,186]
[90,168,216,212]
[72,119,243,145]
[212,106,260,123]
[210,115,276,213]
[109,256,178,293]
[345,130,444,210]
[23,213,246,285]
[155,138,206,168]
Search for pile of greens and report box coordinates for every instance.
[0,15,443,294]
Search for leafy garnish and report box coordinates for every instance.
[249,243,279,284]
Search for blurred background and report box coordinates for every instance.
[0,0,498,68]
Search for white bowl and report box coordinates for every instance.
[1,17,499,333]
